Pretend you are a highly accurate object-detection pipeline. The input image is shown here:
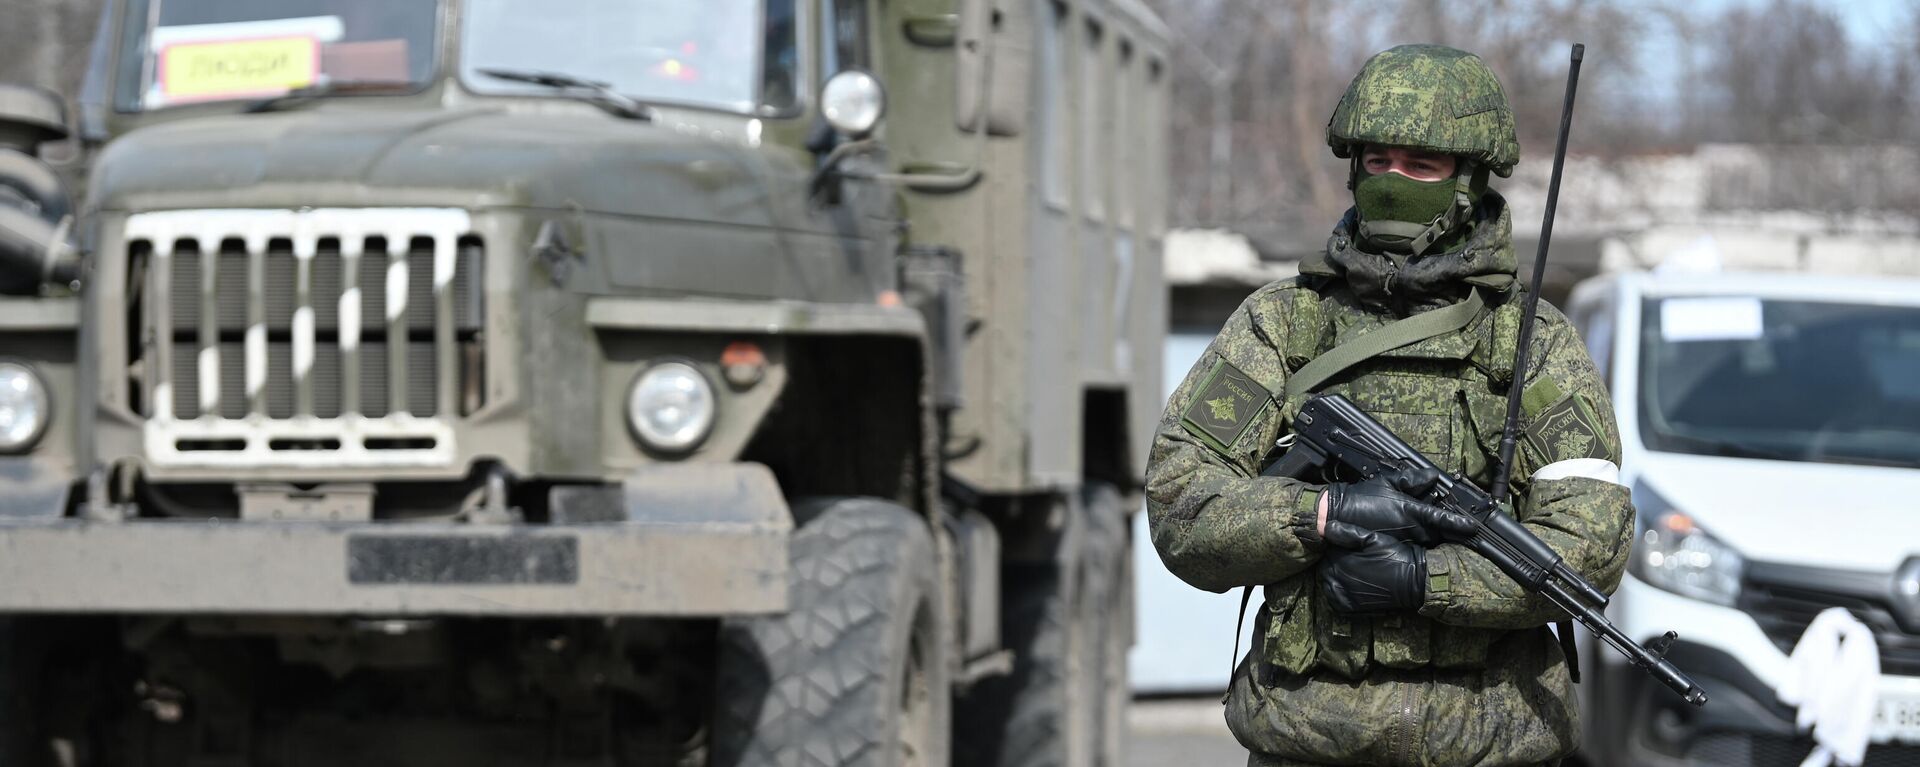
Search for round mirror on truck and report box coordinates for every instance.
[820,71,885,138]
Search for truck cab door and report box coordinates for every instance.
[794,0,899,302]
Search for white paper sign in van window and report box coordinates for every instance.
[1660,297,1764,342]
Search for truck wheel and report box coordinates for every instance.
[713,497,951,767]
[0,619,48,766]
[957,483,1130,767]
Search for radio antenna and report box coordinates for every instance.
[1491,43,1584,503]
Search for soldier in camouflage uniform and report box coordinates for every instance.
[1144,45,1635,766]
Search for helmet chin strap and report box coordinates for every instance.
[1353,159,1481,257]
[1357,212,1452,257]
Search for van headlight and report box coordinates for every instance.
[0,362,51,453]
[1630,483,1744,606]
[627,361,715,454]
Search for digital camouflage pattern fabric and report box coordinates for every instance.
[1224,628,1575,766]
[1181,358,1275,455]
[1144,198,1634,766]
[1327,45,1522,178]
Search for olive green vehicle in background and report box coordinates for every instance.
[0,0,1169,764]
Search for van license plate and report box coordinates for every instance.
[1877,693,1920,744]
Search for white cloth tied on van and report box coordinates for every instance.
[1777,607,1880,767]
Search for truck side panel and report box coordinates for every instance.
[882,0,1168,494]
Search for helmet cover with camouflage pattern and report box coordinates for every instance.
[1327,44,1521,178]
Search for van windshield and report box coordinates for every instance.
[113,0,440,111]
[1639,297,1920,468]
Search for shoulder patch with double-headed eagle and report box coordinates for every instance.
[1181,356,1273,455]
[1520,378,1614,463]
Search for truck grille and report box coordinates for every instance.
[1740,563,1920,676]
[127,209,483,467]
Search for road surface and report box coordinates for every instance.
[1127,697,1246,767]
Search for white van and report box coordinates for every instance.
[1566,271,1920,765]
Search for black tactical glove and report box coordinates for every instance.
[1323,466,1474,546]
[1319,521,1429,613]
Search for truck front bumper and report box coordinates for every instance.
[0,463,791,617]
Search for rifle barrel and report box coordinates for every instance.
[1542,580,1708,706]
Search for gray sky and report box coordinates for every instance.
[1638,0,1913,106]
[1684,0,1910,46]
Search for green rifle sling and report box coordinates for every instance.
[1284,288,1487,399]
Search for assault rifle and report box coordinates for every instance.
[1264,393,1709,706]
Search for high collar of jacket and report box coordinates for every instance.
[1301,192,1518,316]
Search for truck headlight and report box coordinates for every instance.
[627,361,715,454]
[1630,483,1744,606]
[0,361,51,453]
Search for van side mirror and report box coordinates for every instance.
[955,0,1029,137]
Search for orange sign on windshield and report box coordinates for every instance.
[161,36,319,103]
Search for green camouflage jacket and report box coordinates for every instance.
[1145,197,1634,766]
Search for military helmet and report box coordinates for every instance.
[1327,44,1520,177]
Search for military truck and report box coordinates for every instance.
[0,0,1169,764]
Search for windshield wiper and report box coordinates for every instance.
[243,80,417,113]
[476,68,655,121]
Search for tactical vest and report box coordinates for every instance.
[1256,275,1536,680]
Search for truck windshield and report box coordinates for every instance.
[460,0,798,114]
[113,0,440,112]
[1639,297,1920,468]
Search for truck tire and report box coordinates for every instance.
[0,618,48,767]
[957,483,1131,767]
[713,497,951,767]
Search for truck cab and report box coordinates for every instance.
[0,0,1171,764]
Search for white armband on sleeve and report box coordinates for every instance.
[1531,458,1622,486]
